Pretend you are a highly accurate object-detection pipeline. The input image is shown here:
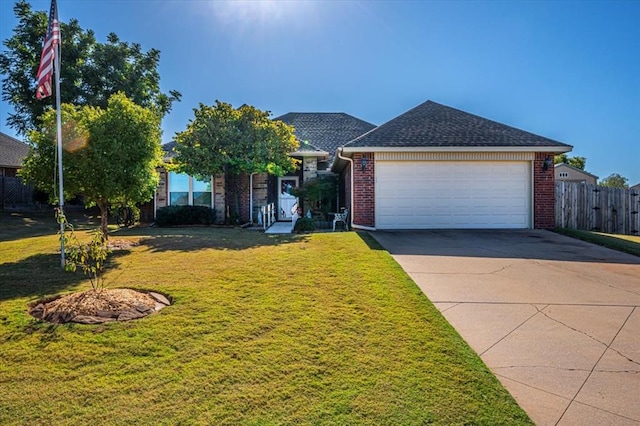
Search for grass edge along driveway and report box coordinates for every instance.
[554,227,640,257]
[0,220,532,425]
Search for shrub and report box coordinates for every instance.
[293,217,315,233]
[156,205,217,227]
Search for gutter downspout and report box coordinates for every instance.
[337,148,376,231]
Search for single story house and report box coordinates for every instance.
[151,113,375,224]
[151,99,572,229]
[0,132,29,177]
[630,183,640,192]
[554,163,598,185]
[332,100,572,230]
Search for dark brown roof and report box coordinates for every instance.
[162,141,177,157]
[0,132,29,168]
[344,100,572,149]
[275,113,376,158]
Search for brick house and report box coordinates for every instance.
[331,100,572,230]
[151,100,572,229]
[152,113,374,224]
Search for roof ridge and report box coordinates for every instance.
[344,100,437,146]
[0,131,28,145]
[344,99,572,149]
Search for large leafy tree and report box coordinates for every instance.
[599,173,629,189]
[173,101,299,221]
[20,93,163,237]
[554,154,587,171]
[0,0,180,136]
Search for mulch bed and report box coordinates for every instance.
[29,288,171,324]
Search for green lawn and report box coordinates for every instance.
[554,228,640,257]
[0,211,532,425]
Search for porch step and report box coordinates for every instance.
[264,221,293,234]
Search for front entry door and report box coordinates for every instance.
[278,177,298,221]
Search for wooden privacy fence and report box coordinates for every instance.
[0,176,35,210]
[555,181,640,235]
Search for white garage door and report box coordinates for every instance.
[376,161,531,229]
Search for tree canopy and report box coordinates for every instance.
[554,154,587,171]
[599,173,629,189]
[0,0,180,136]
[173,101,299,221]
[20,92,164,236]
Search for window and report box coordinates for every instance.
[168,172,213,207]
[559,172,568,178]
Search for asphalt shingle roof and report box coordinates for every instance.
[0,132,29,168]
[345,100,572,149]
[162,141,177,157]
[275,113,376,158]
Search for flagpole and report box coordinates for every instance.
[54,43,64,268]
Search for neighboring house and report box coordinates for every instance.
[0,132,29,177]
[630,183,640,192]
[152,100,573,229]
[332,100,572,230]
[153,113,375,223]
[554,163,598,185]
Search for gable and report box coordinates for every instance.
[554,163,598,180]
[275,112,375,159]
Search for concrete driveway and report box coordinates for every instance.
[371,230,640,426]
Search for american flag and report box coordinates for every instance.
[35,0,60,99]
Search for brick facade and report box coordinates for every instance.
[352,153,375,227]
[346,152,557,229]
[533,152,556,229]
[251,173,269,223]
[213,174,226,223]
[226,173,250,224]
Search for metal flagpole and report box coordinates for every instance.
[54,42,65,268]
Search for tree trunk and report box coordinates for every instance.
[98,199,109,239]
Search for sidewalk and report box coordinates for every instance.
[264,221,293,234]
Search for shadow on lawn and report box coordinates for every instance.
[0,209,100,243]
[0,250,129,302]
[356,231,386,251]
[121,228,310,252]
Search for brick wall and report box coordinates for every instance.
[251,172,268,223]
[213,174,225,223]
[226,173,250,223]
[533,152,555,228]
[155,167,168,209]
[352,153,375,227]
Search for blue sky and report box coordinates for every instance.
[1,0,639,185]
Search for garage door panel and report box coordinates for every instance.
[376,161,530,229]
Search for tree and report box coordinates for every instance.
[599,173,629,189]
[0,0,180,136]
[554,154,587,171]
[20,93,163,236]
[173,101,299,222]
[291,175,338,220]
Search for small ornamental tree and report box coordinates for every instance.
[173,101,299,222]
[291,175,337,219]
[20,92,163,237]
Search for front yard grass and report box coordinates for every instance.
[554,228,640,257]
[0,212,532,425]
